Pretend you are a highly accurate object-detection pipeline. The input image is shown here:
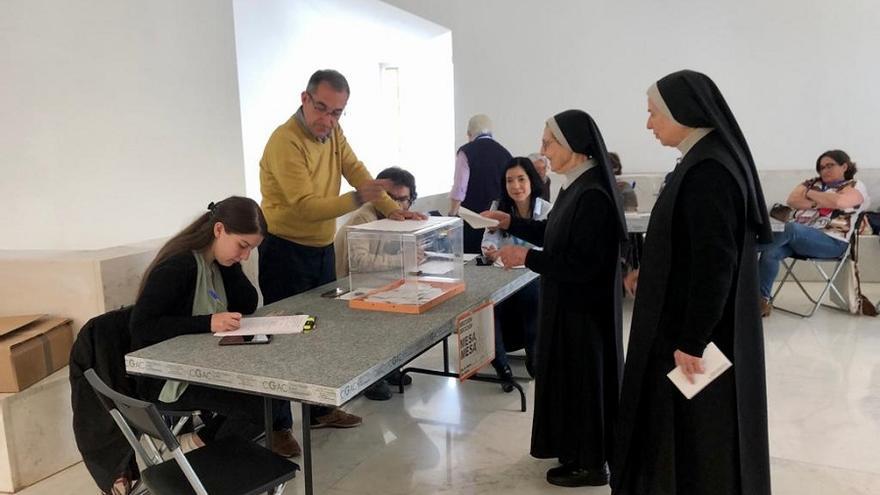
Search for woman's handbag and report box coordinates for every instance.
[769,203,793,223]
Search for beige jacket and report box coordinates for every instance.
[334,204,404,278]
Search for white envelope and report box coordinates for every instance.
[458,206,500,229]
[666,342,732,399]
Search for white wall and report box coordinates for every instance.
[0,0,245,250]
[233,0,455,201]
[383,0,880,175]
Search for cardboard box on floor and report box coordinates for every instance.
[0,314,73,392]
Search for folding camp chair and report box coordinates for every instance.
[769,213,866,317]
[769,251,850,317]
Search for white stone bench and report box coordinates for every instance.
[0,241,162,492]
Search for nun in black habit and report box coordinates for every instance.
[484,110,627,487]
[612,70,772,495]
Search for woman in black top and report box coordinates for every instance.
[130,196,299,458]
[480,157,551,390]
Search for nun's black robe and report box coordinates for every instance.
[508,165,623,470]
[612,133,771,495]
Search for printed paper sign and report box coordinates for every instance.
[456,301,495,381]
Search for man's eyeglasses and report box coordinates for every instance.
[306,93,345,119]
[389,194,412,207]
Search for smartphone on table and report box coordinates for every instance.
[475,255,494,266]
[321,287,349,298]
[218,334,272,346]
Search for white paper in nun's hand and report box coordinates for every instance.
[666,342,732,399]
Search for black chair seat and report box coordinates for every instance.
[142,436,299,495]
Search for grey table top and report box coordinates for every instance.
[126,263,538,406]
[625,212,784,234]
[625,212,651,234]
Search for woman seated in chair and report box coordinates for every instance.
[609,151,639,212]
[758,150,871,316]
[130,196,300,458]
[481,156,552,390]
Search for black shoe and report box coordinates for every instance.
[546,462,575,478]
[546,464,609,487]
[494,364,514,393]
[364,380,392,401]
[386,370,412,387]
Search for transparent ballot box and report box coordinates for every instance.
[346,217,465,313]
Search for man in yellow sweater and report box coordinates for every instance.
[258,69,423,428]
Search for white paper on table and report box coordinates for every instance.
[492,258,525,269]
[363,284,445,304]
[423,251,455,260]
[419,260,455,275]
[458,207,500,229]
[214,315,310,337]
[338,288,371,300]
[666,342,732,399]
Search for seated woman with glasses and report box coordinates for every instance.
[758,149,870,316]
[480,156,552,389]
[609,152,639,212]
[333,166,418,400]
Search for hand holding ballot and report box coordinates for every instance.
[667,342,733,399]
[455,206,501,229]
[673,349,705,384]
[478,209,510,230]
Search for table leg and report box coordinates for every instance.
[265,397,274,495]
[442,337,450,373]
[264,397,273,450]
[301,403,313,495]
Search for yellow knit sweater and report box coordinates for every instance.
[259,115,398,247]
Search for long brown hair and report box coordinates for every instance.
[137,196,267,297]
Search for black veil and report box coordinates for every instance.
[655,70,773,243]
[548,109,629,242]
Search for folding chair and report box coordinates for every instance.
[769,251,849,317]
[84,369,299,495]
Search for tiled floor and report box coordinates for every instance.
[20,284,880,494]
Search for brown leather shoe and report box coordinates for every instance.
[270,429,301,457]
[311,408,362,429]
[760,297,772,317]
